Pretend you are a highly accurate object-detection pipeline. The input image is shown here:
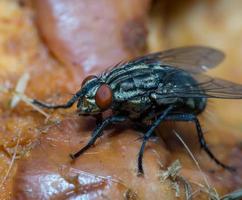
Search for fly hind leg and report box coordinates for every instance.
[164,114,236,172]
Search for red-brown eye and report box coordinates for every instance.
[95,84,113,110]
[81,75,97,87]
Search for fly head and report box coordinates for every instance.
[77,75,113,115]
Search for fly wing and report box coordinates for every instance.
[130,46,225,73]
[130,46,242,99]
[106,46,242,100]
[103,46,224,81]
[155,73,242,99]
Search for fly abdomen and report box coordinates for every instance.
[151,69,207,114]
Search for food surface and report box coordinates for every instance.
[0,0,242,199]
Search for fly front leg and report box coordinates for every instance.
[164,114,235,172]
[93,113,103,126]
[137,105,173,175]
[32,89,85,109]
[70,115,127,159]
[32,94,79,109]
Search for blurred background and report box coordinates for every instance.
[0,0,242,199]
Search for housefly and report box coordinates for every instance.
[33,46,242,175]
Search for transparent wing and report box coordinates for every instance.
[132,46,242,99]
[155,73,242,99]
[103,46,224,80]
[105,46,242,99]
[131,46,225,73]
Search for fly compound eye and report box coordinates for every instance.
[95,84,113,110]
[81,75,97,87]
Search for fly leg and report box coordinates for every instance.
[70,115,127,159]
[32,90,84,109]
[94,113,103,126]
[164,114,235,172]
[137,105,173,175]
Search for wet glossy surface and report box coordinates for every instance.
[34,0,150,75]
[13,117,173,199]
